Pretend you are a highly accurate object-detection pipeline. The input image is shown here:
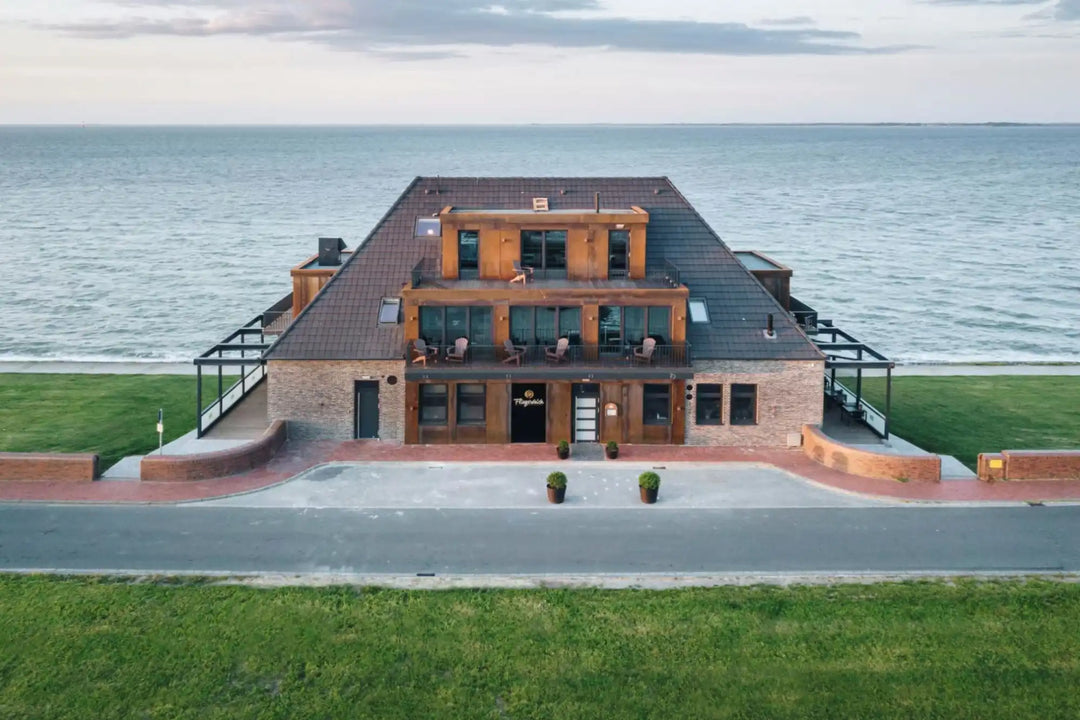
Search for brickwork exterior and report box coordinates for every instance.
[802,425,942,482]
[267,360,407,442]
[0,453,99,483]
[978,450,1080,482]
[140,421,287,482]
[686,360,824,447]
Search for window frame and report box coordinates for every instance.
[730,383,758,426]
[419,384,449,426]
[643,384,672,426]
[509,306,582,346]
[456,384,487,426]
[688,298,710,324]
[695,383,723,426]
[377,297,401,325]
[458,229,479,277]
[414,217,441,238]
[608,229,630,277]
[520,229,569,278]
[418,306,492,347]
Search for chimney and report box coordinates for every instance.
[595,192,601,213]
[318,237,346,266]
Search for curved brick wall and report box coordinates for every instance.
[140,421,287,483]
[0,453,99,483]
[978,450,1080,482]
[802,425,941,483]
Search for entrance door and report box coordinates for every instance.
[354,381,379,439]
[511,383,547,443]
[574,395,599,442]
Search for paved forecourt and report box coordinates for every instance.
[196,462,887,510]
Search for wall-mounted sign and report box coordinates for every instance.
[514,388,546,408]
[604,402,619,417]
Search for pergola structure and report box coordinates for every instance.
[813,325,895,439]
[193,315,271,437]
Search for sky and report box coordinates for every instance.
[1,0,1079,123]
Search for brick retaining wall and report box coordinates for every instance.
[0,453,100,483]
[802,425,941,483]
[140,421,287,483]
[977,450,1080,482]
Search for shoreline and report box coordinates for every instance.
[0,360,1078,376]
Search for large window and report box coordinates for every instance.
[458,230,479,278]
[520,230,567,278]
[730,384,758,426]
[696,384,723,425]
[457,384,486,425]
[419,384,448,425]
[599,307,671,349]
[643,384,672,426]
[608,229,629,277]
[419,306,491,347]
[510,306,581,345]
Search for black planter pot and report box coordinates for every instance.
[557,447,570,460]
[640,487,658,504]
[547,486,566,504]
[606,448,618,460]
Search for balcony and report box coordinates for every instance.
[405,341,693,380]
[409,259,684,290]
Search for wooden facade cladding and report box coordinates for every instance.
[290,251,353,318]
[439,207,650,281]
[404,379,685,446]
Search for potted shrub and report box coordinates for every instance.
[556,440,570,460]
[547,471,567,504]
[638,471,661,504]
[605,441,619,460]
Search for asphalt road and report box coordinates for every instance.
[1,504,1077,576]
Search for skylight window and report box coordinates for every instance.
[378,298,401,325]
[688,298,710,324]
[415,217,441,237]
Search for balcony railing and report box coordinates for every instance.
[406,342,692,369]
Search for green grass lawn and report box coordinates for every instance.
[853,376,1080,470]
[0,577,1078,719]
[0,374,233,469]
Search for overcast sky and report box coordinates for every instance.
[1,0,1078,123]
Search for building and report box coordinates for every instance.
[250,177,826,447]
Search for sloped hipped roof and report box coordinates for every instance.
[265,177,822,362]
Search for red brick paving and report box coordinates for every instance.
[2,442,1080,505]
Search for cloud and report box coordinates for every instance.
[40,0,913,57]
[923,0,1080,20]
[757,17,817,27]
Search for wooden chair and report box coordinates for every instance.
[446,337,469,363]
[510,261,534,285]
[502,338,526,366]
[411,338,438,366]
[545,337,569,363]
[633,338,657,365]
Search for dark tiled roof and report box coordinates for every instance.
[265,177,822,362]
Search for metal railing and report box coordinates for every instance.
[407,342,692,369]
[825,375,888,438]
[260,293,294,335]
[789,296,819,335]
[198,363,265,436]
[194,314,271,437]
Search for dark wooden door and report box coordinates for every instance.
[355,381,379,439]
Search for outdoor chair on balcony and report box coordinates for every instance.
[510,261,534,285]
[633,338,657,365]
[446,337,469,363]
[502,338,526,366]
[545,337,569,364]
[411,338,439,366]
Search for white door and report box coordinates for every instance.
[574,396,599,442]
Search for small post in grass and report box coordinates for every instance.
[157,408,164,454]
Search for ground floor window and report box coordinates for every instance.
[643,384,671,426]
[457,384,486,425]
[730,384,758,425]
[419,384,448,425]
[696,383,723,425]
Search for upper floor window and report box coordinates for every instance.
[415,217,441,237]
[688,298,710,323]
[458,230,479,278]
[521,230,567,279]
[510,306,581,346]
[377,298,401,325]
[420,306,492,347]
[609,229,629,278]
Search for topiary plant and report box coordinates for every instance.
[547,471,568,489]
[638,471,661,490]
[606,441,618,452]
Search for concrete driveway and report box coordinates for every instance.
[195,461,890,510]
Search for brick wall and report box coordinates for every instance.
[140,421,286,482]
[267,360,406,442]
[686,360,823,447]
[0,453,99,483]
[802,425,941,482]
[978,450,1080,482]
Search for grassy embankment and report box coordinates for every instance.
[853,376,1080,470]
[0,577,1078,719]
[0,374,232,469]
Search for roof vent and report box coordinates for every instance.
[318,237,346,267]
[532,197,549,212]
[594,192,601,213]
[764,313,777,339]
